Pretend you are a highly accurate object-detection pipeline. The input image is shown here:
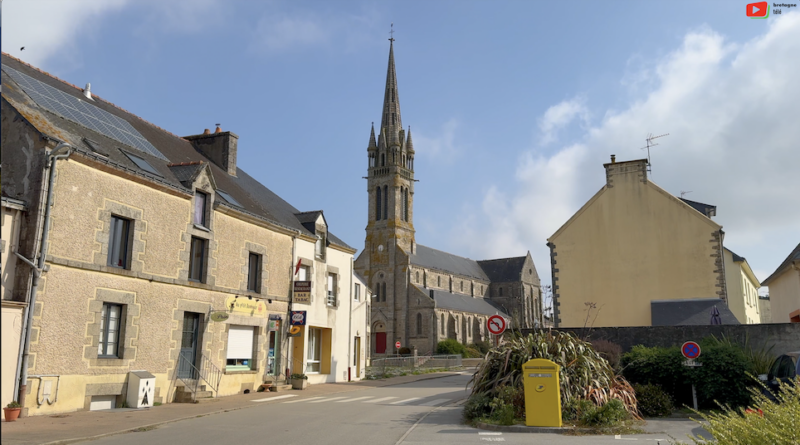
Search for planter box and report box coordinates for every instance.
[291,379,309,390]
[4,407,21,422]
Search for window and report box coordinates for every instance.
[216,190,242,207]
[381,283,387,302]
[416,271,419,283]
[108,215,131,269]
[441,313,445,335]
[354,283,361,301]
[98,303,122,358]
[383,186,388,220]
[122,150,161,176]
[316,234,326,260]
[298,264,310,281]
[437,276,441,287]
[381,153,385,167]
[226,326,255,371]
[248,252,261,293]
[403,188,409,221]
[189,237,207,282]
[194,191,208,227]
[306,328,322,373]
[499,287,503,297]
[376,187,382,221]
[460,281,464,292]
[327,273,337,306]
[416,313,422,335]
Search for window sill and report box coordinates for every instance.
[193,224,211,232]
[224,369,258,375]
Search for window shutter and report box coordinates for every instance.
[226,326,254,360]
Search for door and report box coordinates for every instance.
[375,332,386,354]
[178,312,200,379]
[267,331,276,375]
[354,337,361,374]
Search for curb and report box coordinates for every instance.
[475,422,590,434]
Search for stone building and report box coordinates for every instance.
[1,53,368,416]
[354,41,542,356]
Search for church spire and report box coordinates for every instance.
[368,122,377,151]
[380,37,402,136]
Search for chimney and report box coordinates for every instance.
[203,128,211,135]
[610,154,616,163]
[603,157,648,187]
[184,128,239,176]
[83,83,93,100]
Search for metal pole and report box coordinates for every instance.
[692,384,698,411]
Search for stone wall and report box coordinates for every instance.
[522,323,800,356]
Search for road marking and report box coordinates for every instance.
[391,398,422,405]
[335,396,374,403]
[309,397,347,403]
[479,432,502,435]
[283,397,324,404]
[364,397,396,403]
[251,395,297,402]
[394,405,446,445]
[614,435,638,440]
[480,438,506,442]
[419,398,451,406]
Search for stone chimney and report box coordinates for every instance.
[602,157,648,188]
[184,127,239,176]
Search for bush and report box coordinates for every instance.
[398,347,411,355]
[633,383,673,417]
[591,339,623,371]
[464,347,482,358]
[580,399,629,427]
[563,398,596,422]
[487,386,521,425]
[463,394,492,421]
[437,339,466,356]
[472,341,492,355]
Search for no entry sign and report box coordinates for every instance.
[681,341,701,360]
[487,315,506,335]
[395,341,401,349]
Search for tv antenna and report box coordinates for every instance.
[639,132,669,173]
[680,190,692,198]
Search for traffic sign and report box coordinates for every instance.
[395,341,401,349]
[487,315,507,335]
[681,341,701,359]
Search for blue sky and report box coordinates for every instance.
[3,1,799,302]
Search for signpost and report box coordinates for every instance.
[681,341,703,410]
[487,315,507,348]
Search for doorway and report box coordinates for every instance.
[267,328,282,379]
[353,336,361,375]
[375,332,386,354]
[178,312,200,379]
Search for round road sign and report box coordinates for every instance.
[487,315,507,335]
[681,341,701,359]
[395,341,401,349]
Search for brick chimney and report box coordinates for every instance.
[602,157,648,188]
[184,127,239,176]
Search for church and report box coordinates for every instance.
[354,40,542,356]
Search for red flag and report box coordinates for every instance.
[294,259,302,276]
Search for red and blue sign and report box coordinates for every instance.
[290,311,307,326]
[681,341,701,360]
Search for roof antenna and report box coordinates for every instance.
[639,132,669,174]
[680,190,692,198]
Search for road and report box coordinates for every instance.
[88,373,708,445]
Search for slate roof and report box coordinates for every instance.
[412,285,507,317]
[679,198,716,218]
[167,162,206,186]
[1,53,352,251]
[726,248,746,263]
[762,242,800,286]
[650,299,740,326]
[478,257,526,282]
[409,244,489,280]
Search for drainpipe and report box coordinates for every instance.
[17,142,73,413]
[286,234,297,381]
[347,257,353,381]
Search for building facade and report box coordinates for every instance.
[723,247,762,324]
[1,196,27,410]
[761,243,800,323]
[354,41,542,356]
[1,53,367,416]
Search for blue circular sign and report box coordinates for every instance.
[682,341,701,359]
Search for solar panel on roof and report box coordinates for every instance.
[2,65,168,161]
[216,190,242,207]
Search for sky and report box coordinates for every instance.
[3,1,799,304]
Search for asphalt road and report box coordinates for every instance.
[88,373,709,445]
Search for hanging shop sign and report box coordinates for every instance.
[293,281,311,304]
[288,325,302,337]
[268,319,281,332]
[210,311,230,322]
[225,295,267,318]
[290,311,307,326]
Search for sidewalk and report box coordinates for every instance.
[0,371,467,445]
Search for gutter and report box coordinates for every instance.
[16,142,73,414]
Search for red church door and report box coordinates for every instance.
[375,332,387,354]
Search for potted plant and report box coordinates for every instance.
[4,401,22,422]
[290,373,309,390]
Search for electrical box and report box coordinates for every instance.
[126,371,156,409]
[522,358,562,427]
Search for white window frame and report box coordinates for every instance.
[98,303,122,358]
[306,328,322,373]
[327,273,337,307]
[354,283,360,302]
[226,325,255,371]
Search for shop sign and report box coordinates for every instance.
[288,325,302,337]
[210,311,230,322]
[268,319,280,331]
[290,311,307,326]
[225,295,267,318]
[293,281,311,304]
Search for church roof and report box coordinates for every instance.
[410,244,490,280]
[478,257,526,282]
[413,285,507,317]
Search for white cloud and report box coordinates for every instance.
[414,118,460,160]
[2,0,129,67]
[538,97,589,145]
[459,13,800,284]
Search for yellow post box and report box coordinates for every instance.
[522,358,562,427]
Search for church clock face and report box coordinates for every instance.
[378,244,384,252]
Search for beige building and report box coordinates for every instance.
[761,243,800,323]
[723,248,761,324]
[547,156,738,328]
[2,196,27,410]
[1,53,366,417]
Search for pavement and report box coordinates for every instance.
[0,371,466,445]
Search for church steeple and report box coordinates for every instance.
[380,39,402,137]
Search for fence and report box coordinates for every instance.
[367,354,462,379]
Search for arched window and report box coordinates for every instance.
[376,187,382,221]
[375,282,381,301]
[460,281,464,292]
[381,153,385,167]
[402,155,406,167]
[403,188,409,221]
[416,313,422,335]
[383,186,388,220]
[499,287,503,297]
[400,187,405,222]
[441,313,445,334]
[437,276,441,287]
[382,283,387,302]
[416,271,419,282]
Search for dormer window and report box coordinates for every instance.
[194,190,208,227]
[315,234,326,260]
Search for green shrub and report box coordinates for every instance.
[563,398,596,422]
[580,399,629,427]
[463,394,492,421]
[633,383,674,417]
[437,339,466,356]
[473,341,492,355]
[398,347,411,355]
[488,386,519,425]
[674,380,800,445]
[464,347,482,358]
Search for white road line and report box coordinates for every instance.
[283,397,325,404]
[613,435,638,440]
[335,396,374,403]
[419,398,451,406]
[391,397,422,405]
[251,395,297,402]
[478,432,503,435]
[309,397,347,403]
[364,397,396,404]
